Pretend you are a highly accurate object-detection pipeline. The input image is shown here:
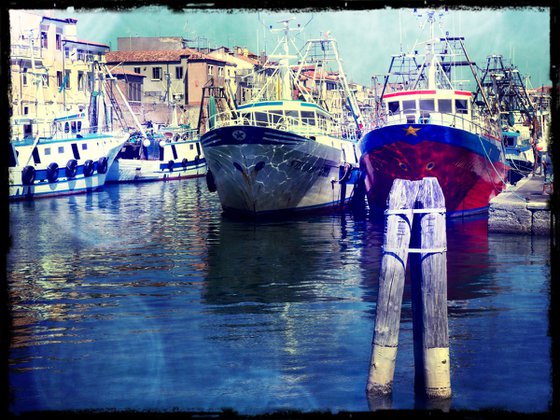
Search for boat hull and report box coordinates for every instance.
[202,125,357,217]
[9,135,126,201]
[359,124,508,217]
[106,158,206,183]
[106,137,207,183]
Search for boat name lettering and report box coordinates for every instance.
[288,160,330,176]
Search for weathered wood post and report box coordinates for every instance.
[367,177,451,407]
[410,177,451,399]
[366,179,419,395]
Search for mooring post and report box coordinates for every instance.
[410,177,451,399]
[366,179,419,395]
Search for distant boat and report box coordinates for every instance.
[359,10,508,217]
[106,103,206,183]
[200,20,363,217]
[502,128,535,184]
[9,111,127,201]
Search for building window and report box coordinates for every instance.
[64,70,71,89]
[24,106,29,115]
[78,71,84,90]
[128,82,142,102]
[208,65,213,76]
[56,33,62,50]
[77,49,85,61]
[57,71,63,88]
[175,66,183,80]
[22,68,28,86]
[134,67,141,74]
[218,67,224,77]
[87,72,94,91]
[152,67,162,80]
[41,31,48,48]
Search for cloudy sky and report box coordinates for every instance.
[47,6,551,89]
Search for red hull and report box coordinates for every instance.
[360,137,508,216]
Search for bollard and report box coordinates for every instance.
[366,177,451,403]
[366,179,419,395]
[411,177,451,399]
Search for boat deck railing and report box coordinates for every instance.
[207,109,360,142]
[11,125,127,145]
[368,109,502,142]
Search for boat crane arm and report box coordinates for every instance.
[104,63,149,139]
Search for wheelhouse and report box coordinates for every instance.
[382,89,473,125]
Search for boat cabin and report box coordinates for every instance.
[382,89,473,126]
[236,100,334,131]
[52,111,88,138]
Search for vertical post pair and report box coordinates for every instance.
[366,177,451,401]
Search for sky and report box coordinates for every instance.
[43,5,552,89]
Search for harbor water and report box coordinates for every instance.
[7,178,551,414]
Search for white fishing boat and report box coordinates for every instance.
[9,40,128,201]
[9,111,127,201]
[106,103,206,183]
[200,20,363,217]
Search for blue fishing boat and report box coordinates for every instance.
[359,10,508,217]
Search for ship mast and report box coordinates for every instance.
[270,18,299,100]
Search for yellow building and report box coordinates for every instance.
[10,10,110,138]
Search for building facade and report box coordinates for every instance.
[10,10,110,125]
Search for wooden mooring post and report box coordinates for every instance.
[367,177,451,403]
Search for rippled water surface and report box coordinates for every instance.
[7,179,551,414]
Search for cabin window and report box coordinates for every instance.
[44,148,51,156]
[71,121,77,133]
[171,145,178,160]
[81,143,88,150]
[388,101,400,113]
[190,144,194,150]
[285,110,299,125]
[254,112,268,127]
[402,100,416,113]
[301,111,316,126]
[77,121,82,132]
[32,148,41,164]
[58,146,64,153]
[455,99,468,114]
[64,122,70,133]
[438,99,452,113]
[419,99,435,112]
[71,143,80,160]
[317,114,327,131]
[269,110,283,124]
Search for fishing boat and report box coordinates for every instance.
[359,10,508,217]
[9,111,128,201]
[503,127,535,184]
[199,20,363,217]
[9,46,127,201]
[106,103,206,183]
